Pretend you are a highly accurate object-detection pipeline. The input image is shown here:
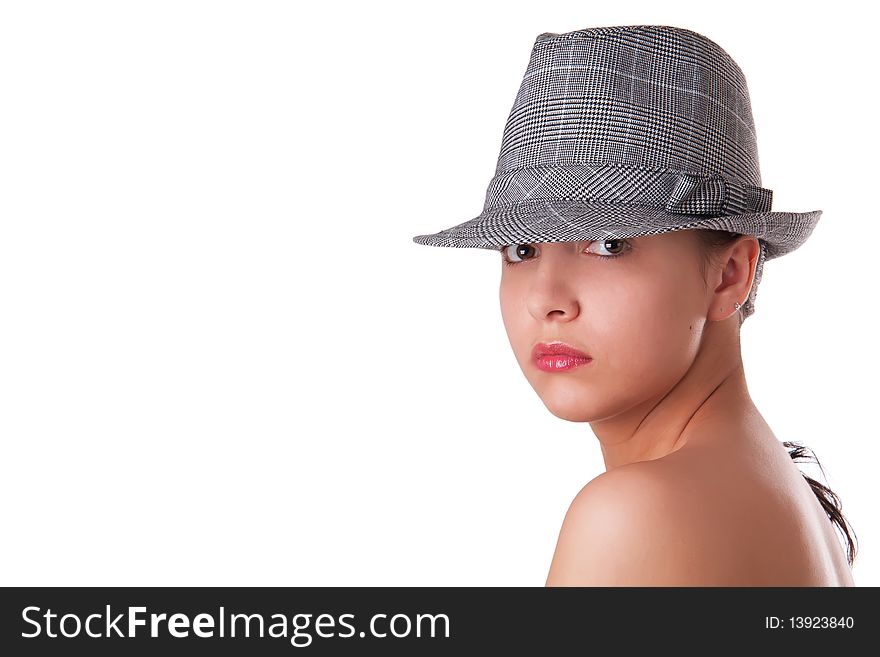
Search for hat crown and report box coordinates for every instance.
[496,25,761,188]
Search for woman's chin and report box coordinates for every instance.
[537,393,598,423]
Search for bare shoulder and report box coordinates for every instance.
[545,461,733,586]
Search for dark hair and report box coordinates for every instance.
[693,229,858,567]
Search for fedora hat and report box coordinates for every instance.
[412,25,822,319]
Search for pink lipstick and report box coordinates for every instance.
[532,341,593,372]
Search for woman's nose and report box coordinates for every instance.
[525,269,580,322]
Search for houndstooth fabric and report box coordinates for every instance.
[411,25,822,319]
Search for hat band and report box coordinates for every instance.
[483,164,773,216]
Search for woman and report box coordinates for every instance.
[412,25,856,586]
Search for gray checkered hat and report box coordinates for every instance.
[412,25,822,319]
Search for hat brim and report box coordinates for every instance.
[411,200,821,262]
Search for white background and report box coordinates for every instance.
[1,1,875,586]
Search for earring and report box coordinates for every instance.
[734,302,742,311]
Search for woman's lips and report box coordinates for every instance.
[532,342,593,372]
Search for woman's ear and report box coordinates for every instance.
[712,237,760,320]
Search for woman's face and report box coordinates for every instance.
[499,231,712,423]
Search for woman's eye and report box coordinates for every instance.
[502,244,538,263]
[587,238,628,257]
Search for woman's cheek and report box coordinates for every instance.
[587,279,652,333]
